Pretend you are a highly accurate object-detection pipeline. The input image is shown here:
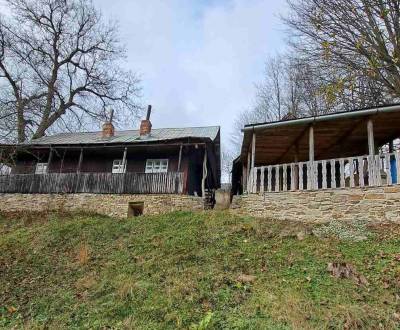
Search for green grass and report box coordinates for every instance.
[1,211,400,329]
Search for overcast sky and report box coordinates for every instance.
[95,0,289,152]
[0,0,289,152]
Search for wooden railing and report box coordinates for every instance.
[0,172,185,194]
[247,152,400,193]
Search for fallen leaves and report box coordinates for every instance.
[327,262,369,286]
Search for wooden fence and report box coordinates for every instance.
[248,152,400,193]
[0,172,185,194]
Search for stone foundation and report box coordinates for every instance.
[231,186,400,223]
[0,193,204,218]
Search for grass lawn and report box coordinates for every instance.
[1,211,400,329]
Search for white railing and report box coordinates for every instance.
[247,152,400,193]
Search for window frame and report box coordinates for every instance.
[35,162,48,175]
[145,159,169,174]
[112,159,126,174]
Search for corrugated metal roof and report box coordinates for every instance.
[22,126,220,146]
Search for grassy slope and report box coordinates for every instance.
[1,211,400,329]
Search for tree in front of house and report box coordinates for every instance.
[0,0,141,143]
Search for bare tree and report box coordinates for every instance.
[0,0,141,143]
[285,0,400,102]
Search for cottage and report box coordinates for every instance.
[0,106,221,216]
[231,104,400,223]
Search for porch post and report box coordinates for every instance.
[201,147,208,198]
[367,119,376,186]
[250,132,256,193]
[309,125,314,162]
[242,163,247,193]
[77,148,84,174]
[122,147,127,171]
[47,148,53,174]
[246,148,251,192]
[367,119,375,157]
[308,125,315,189]
[177,144,183,172]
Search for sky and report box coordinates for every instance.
[0,0,289,153]
[94,0,289,152]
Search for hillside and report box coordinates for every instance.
[1,211,400,329]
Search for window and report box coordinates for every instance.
[145,159,168,173]
[35,163,48,175]
[112,159,126,174]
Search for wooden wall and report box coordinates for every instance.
[9,144,216,195]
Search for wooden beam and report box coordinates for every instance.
[77,148,83,174]
[367,119,375,156]
[122,147,127,172]
[274,125,310,164]
[251,132,256,168]
[59,149,66,173]
[316,118,367,159]
[177,144,183,172]
[47,148,53,174]
[309,125,314,162]
[201,148,208,197]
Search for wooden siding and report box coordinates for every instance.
[0,172,185,194]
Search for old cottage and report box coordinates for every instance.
[0,107,221,216]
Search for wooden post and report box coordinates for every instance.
[201,147,208,198]
[47,148,53,174]
[242,163,247,193]
[77,148,83,174]
[367,119,375,157]
[177,144,183,172]
[367,119,375,185]
[59,149,66,173]
[251,133,256,168]
[250,132,256,192]
[246,148,251,192]
[308,125,315,189]
[122,147,127,172]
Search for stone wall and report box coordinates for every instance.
[0,193,204,218]
[231,186,400,223]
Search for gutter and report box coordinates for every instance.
[242,104,400,132]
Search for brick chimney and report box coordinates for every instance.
[140,105,152,136]
[102,109,115,138]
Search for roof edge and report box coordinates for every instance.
[242,103,400,132]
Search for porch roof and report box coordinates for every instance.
[241,103,400,166]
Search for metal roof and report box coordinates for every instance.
[21,126,220,146]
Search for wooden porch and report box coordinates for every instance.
[237,104,400,195]
[247,152,400,193]
[0,172,185,194]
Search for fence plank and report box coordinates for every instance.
[283,164,288,192]
[339,159,345,188]
[358,157,365,188]
[322,160,327,189]
[330,159,336,189]
[299,163,304,191]
[348,158,355,188]
[275,165,280,192]
[385,153,392,185]
[375,155,382,186]
[267,166,272,192]
[290,163,295,191]
[260,167,265,193]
